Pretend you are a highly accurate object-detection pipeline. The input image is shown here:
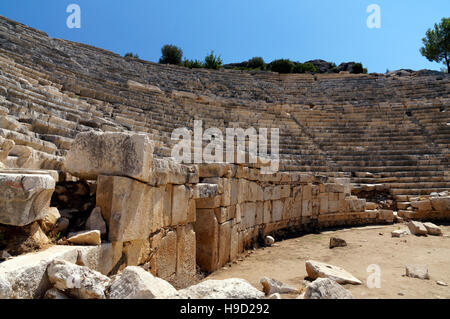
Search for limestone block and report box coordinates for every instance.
[0,173,55,226]
[230,224,239,261]
[172,185,190,226]
[196,195,221,209]
[67,230,101,246]
[155,231,177,282]
[305,260,362,285]
[328,200,339,214]
[39,207,61,232]
[85,207,107,236]
[292,186,302,202]
[263,201,272,224]
[241,202,256,229]
[302,200,312,217]
[151,158,195,185]
[214,206,235,224]
[192,183,219,199]
[235,204,242,224]
[221,178,231,206]
[198,163,230,178]
[237,179,249,203]
[272,200,284,222]
[319,193,329,214]
[176,224,196,286]
[230,178,238,205]
[430,197,450,212]
[302,184,312,200]
[282,198,293,220]
[122,239,151,266]
[195,209,219,272]
[65,131,154,182]
[202,177,224,193]
[411,200,432,212]
[218,221,232,267]
[292,200,302,218]
[187,199,196,223]
[96,175,153,242]
[255,201,264,225]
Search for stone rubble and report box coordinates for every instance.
[305,260,362,285]
[304,278,354,299]
[260,276,298,295]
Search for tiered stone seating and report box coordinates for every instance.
[0,15,448,198]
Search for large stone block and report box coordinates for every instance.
[96,175,153,242]
[430,197,450,212]
[230,224,239,261]
[176,224,196,287]
[152,184,173,230]
[172,185,190,226]
[65,131,154,182]
[218,221,232,267]
[155,231,177,282]
[241,202,256,229]
[195,209,219,272]
[0,173,55,226]
[272,200,284,222]
[150,158,197,185]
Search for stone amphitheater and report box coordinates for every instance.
[0,15,449,299]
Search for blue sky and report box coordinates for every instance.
[0,0,448,73]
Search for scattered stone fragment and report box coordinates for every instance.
[176,278,265,299]
[39,207,61,233]
[305,260,362,285]
[0,274,12,299]
[407,221,428,236]
[436,281,448,287]
[0,250,12,261]
[47,259,111,299]
[329,237,347,249]
[43,288,69,299]
[392,229,409,238]
[108,266,177,299]
[85,207,107,236]
[260,277,297,295]
[268,293,281,299]
[304,278,353,299]
[53,217,70,234]
[265,236,275,246]
[405,264,430,280]
[67,230,101,246]
[423,222,442,236]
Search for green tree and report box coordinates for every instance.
[247,57,266,70]
[204,51,223,70]
[182,59,204,69]
[124,52,139,59]
[270,59,294,73]
[159,44,183,65]
[420,17,450,73]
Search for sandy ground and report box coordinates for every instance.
[205,223,450,299]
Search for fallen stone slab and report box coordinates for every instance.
[64,131,154,183]
[407,221,428,236]
[430,197,450,212]
[176,278,265,299]
[405,264,429,280]
[423,222,442,236]
[108,266,177,299]
[67,230,101,246]
[260,277,297,295]
[391,229,409,238]
[43,288,69,299]
[0,173,55,226]
[329,237,347,249]
[304,278,354,299]
[47,259,110,299]
[0,245,101,299]
[268,293,281,299]
[436,281,448,287]
[39,207,61,232]
[305,260,362,285]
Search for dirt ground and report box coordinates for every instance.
[205,223,450,299]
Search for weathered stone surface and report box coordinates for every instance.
[304,278,354,299]
[195,209,219,272]
[85,207,107,236]
[260,277,297,295]
[0,245,102,298]
[0,173,55,226]
[329,237,347,249]
[150,158,196,185]
[65,131,154,182]
[176,278,265,299]
[405,264,429,280]
[176,224,196,287]
[96,175,153,242]
[423,222,442,236]
[43,288,69,299]
[305,260,362,285]
[39,207,61,232]
[0,274,12,299]
[47,259,111,299]
[172,185,190,225]
[268,293,281,299]
[108,266,177,299]
[192,183,219,199]
[155,231,177,281]
[68,230,101,246]
[407,221,428,236]
[430,197,450,212]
